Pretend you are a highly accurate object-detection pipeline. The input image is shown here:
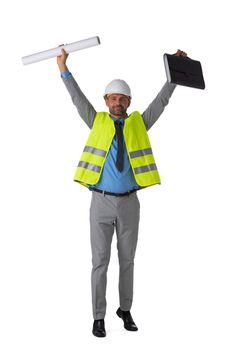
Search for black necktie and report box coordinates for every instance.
[115,121,124,172]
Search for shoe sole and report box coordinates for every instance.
[92,331,106,337]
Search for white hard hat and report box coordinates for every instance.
[103,79,131,98]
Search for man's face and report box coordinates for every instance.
[105,94,131,118]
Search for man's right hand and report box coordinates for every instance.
[57,47,69,73]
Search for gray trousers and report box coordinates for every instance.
[90,191,140,320]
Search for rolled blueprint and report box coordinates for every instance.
[22,36,100,65]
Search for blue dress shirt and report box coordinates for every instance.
[60,70,71,79]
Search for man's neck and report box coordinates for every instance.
[110,113,128,120]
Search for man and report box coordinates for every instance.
[57,48,187,337]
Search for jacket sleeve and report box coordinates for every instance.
[61,74,97,129]
[142,82,177,131]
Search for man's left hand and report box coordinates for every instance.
[174,49,188,57]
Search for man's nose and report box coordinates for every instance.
[115,99,123,105]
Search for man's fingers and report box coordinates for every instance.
[57,47,68,58]
[175,49,188,57]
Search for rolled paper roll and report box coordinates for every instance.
[22,36,100,65]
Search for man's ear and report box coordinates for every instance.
[127,98,131,108]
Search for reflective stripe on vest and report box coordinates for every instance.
[83,146,107,157]
[134,163,157,174]
[129,147,152,158]
[78,161,101,173]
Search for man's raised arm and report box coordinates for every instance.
[142,81,177,131]
[57,48,96,129]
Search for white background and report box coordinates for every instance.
[1,0,233,349]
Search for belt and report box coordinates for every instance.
[92,188,137,197]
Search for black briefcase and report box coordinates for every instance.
[163,53,205,89]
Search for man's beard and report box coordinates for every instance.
[109,105,127,118]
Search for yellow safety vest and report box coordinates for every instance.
[74,111,161,188]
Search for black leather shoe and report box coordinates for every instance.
[116,307,138,331]
[92,319,106,337]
